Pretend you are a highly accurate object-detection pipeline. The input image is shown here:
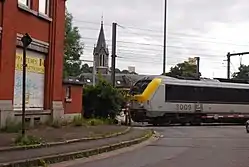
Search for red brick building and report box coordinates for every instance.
[0,0,81,127]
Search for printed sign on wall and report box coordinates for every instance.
[13,49,45,110]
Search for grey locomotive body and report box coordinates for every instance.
[129,75,249,125]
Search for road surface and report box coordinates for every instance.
[55,126,249,167]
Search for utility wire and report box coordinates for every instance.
[73,19,249,47]
[81,36,228,54]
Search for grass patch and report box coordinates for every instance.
[71,116,116,127]
[15,134,43,146]
[84,118,115,126]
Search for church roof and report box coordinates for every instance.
[93,21,109,55]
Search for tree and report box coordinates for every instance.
[83,76,125,119]
[110,67,138,75]
[232,64,249,79]
[81,63,92,73]
[64,10,84,78]
[163,60,201,78]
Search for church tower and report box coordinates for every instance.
[93,17,109,74]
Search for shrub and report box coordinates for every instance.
[83,75,126,119]
[15,134,43,146]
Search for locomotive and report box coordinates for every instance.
[129,75,249,125]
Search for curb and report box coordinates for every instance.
[0,129,153,167]
[0,127,131,152]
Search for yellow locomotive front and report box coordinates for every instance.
[128,77,162,122]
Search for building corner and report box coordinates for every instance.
[0,100,14,128]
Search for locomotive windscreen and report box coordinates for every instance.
[129,79,152,95]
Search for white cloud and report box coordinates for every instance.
[66,0,249,77]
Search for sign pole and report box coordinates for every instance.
[21,33,32,136]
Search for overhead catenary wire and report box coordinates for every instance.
[73,19,249,47]
[82,37,226,52]
[78,28,249,51]
[83,45,226,63]
[72,19,246,75]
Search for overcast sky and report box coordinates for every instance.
[66,0,249,78]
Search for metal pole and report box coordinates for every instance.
[163,0,167,74]
[227,52,231,79]
[93,60,96,86]
[111,22,117,87]
[21,46,27,136]
[20,33,32,137]
[196,57,200,79]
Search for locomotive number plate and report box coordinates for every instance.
[176,104,192,111]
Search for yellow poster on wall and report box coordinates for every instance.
[15,54,45,74]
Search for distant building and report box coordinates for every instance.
[93,19,109,74]
[79,73,146,88]
[128,66,136,73]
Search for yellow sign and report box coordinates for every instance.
[15,54,45,74]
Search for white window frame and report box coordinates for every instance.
[39,0,50,16]
[18,0,31,8]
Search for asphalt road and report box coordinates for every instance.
[55,126,249,167]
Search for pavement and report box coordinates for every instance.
[0,128,148,165]
[0,125,128,147]
[56,125,249,167]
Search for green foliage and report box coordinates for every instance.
[163,60,201,78]
[64,9,84,78]
[232,64,249,79]
[85,118,115,126]
[83,77,126,119]
[71,115,114,126]
[72,115,84,126]
[38,159,48,167]
[86,118,105,126]
[15,134,43,146]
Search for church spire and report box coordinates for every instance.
[93,15,109,55]
[101,13,103,25]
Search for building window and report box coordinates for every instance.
[99,55,102,66]
[66,86,71,99]
[99,55,105,66]
[39,0,50,15]
[18,0,31,7]
[102,55,105,66]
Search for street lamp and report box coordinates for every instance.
[21,33,32,136]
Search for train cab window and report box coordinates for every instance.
[129,80,152,95]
